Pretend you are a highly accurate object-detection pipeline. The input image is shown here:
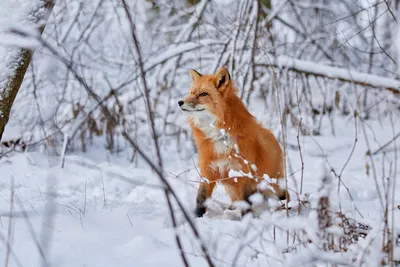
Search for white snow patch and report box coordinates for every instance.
[228,169,243,177]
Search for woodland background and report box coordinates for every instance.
[0,0,399,266]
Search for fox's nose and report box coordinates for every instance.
[178,100,184,107]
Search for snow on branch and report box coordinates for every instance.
[259,55,400,94]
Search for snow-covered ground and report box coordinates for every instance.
[1,0,399,266]
[1,112,399,266]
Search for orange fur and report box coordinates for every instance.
[179,67,289,217]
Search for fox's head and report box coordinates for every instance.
[178,67,234,121]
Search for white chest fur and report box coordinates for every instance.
[191,113,234,155]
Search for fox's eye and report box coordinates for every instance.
[199,92,208,97]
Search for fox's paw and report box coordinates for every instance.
[195,206,206,217]
[278,189,290,201]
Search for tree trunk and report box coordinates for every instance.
[0,0,54,141]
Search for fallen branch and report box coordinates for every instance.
[258,55,400,94]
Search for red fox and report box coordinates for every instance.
[179,67,289,217]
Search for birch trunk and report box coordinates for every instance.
[0,0,54,141]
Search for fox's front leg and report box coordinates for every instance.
[263,181,290,202]
[195,169,217,217]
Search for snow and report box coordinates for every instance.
[248,192,263,205]
[228,169,243,177]
[0,114,398,266]
[250,164,257,171]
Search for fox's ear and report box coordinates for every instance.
[190,69,202,82]
[214,67,230,89]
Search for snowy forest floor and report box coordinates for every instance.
[0,112,399,267]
